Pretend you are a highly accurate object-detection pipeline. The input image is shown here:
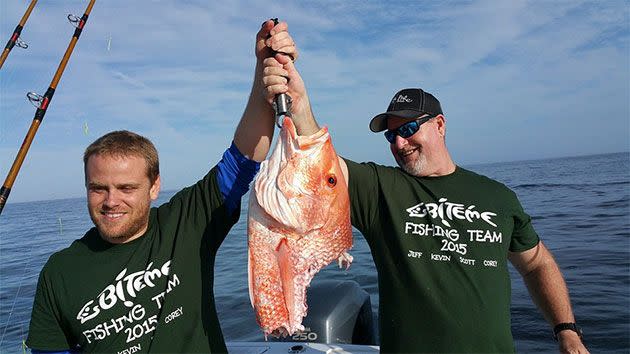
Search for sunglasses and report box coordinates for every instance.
[384,115,435,143]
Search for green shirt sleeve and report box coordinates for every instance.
[342,158,380,235]
[506,189,540,252]
[158,166,240,252]
[26,262,72,351]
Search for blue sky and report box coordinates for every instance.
[0,0,628,203]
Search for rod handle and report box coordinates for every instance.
[268,18,292,120]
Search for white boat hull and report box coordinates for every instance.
[227,341,380,354]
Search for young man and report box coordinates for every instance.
[26,20,297,353]
[260,36,589,354]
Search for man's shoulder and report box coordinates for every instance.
[342,157,403,176]
[458,166,500,183]
[44,228,99,270]
[457,167,515,195]
[159,166,221,208]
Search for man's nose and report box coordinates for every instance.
[394,134,408,148]
[103,190,121,208]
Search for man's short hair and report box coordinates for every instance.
[83,130,159,183]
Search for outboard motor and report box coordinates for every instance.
[270,280,376,345]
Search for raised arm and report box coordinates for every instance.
[509,242,589,354]
[261,46,349,184]
[217,21,299,213]
[233,20,298,162]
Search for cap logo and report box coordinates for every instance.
[393,94,413,104]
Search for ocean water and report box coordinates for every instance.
[0,152,628,353]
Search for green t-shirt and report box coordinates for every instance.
[344,159,539,353]
[26,167,238,353]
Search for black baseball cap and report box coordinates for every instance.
[369,88,443,132]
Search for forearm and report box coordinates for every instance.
[233,61,275,162]
[216,142,261,213]
[523,260,589,352]
[290,96,320,136]
[511,242,588,353]
[521,257,575,326]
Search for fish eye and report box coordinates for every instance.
[326,174,337,187]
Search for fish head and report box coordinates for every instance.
[254,117,348,235]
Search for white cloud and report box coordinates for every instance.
[1,0,627,202]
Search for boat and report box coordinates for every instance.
[228,280,380,353]
[227,341,379,354]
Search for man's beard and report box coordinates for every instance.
[396,151,428,177]
[90,209,150,242]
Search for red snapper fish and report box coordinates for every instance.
[247,117,353,337]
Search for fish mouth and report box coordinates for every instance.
[282,116,329,149]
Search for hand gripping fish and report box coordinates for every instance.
[247,116,353,337]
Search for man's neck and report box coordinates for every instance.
[422,152,456,177]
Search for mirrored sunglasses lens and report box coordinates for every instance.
[399,121,419,138]
[384,131,396,143]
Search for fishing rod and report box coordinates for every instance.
[269,18,293,127]
[0,0,96,216]
[0,0,38,70]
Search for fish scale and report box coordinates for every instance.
[247,117,353,337]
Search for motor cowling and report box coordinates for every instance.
[270,280,376,345]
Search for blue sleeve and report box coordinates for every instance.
[216,142,261,213]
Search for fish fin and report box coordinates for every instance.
[338,251,354,270]
[275,238,297,334]
[247,247,255,308]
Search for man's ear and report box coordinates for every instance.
[150,175,161,201]
[435,114,446,137]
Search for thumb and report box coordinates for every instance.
[255,20,275,57]
[276,53,291,64]
[276,53,296,74]
[276,54,302,85]
[257,19,275,40]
